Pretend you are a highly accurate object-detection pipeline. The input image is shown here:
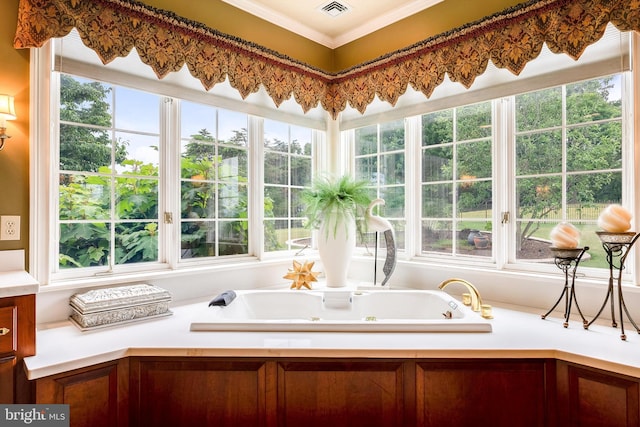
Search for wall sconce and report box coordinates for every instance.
[0,95,16,151]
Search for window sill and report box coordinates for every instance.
[40,256,295,293]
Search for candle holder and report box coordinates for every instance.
[586,232,640,340]
[542,247,589,328]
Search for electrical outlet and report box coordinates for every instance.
[0,216,20,241]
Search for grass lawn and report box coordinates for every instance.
[282,203,614,269]
[459,204,614,269]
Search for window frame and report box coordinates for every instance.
[29,27,637,289]
[503,76,632,279]
[30,42,324,286]
[345,70,634,280]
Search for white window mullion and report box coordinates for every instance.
[30,44,55,283]
[108,89,117,271]
[163,97,179,267]
[495,97,511,269]
[561,85,568,221]
[622,64,638,281]
[405,115,421,259]
[248,115,264,259]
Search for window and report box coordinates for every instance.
[513,75,624,270]
[420,102,493,259]
[58,75,161,269]
[48,72,319,281]
[354,120,406,250]
[348,72,629,277]
[35,25,633,287]
[263,119,313,252]
[180,102,249,259]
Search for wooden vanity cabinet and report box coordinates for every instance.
[129,357,546,427]
[31,356,640,427]
[0,293,35,403]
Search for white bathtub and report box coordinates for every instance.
[190,289,492,332]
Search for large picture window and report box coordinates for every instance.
[52,72,319,279]
[347,71,629,276]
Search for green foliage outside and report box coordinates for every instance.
[263,125,313,252]
[58,73,623,270]
[514,77,622,250]
[57,76,280,268]
[357,75,622,267]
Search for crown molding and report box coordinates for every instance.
[222,0,443,49]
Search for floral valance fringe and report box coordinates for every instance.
[14,0,640,119]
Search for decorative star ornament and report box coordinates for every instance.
[284,260,320,290]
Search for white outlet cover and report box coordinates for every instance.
[0,215,20,241]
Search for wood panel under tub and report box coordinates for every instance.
[31,355,640,427]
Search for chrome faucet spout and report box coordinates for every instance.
[438,278,493,319]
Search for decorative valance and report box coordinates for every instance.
[13,0,640,119]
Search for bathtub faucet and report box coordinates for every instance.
[438,278,493,319]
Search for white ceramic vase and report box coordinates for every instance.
[318,217,356,288]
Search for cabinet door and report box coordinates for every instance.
[416,359,548,427]
[277,359,409,427]
[0,306,17,354]
[35,359,129,427]
[0,295,35,403]
[0,355,15,403]
[556,361,640,427]
[130,357,268,427]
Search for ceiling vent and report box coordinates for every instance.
[319,1,351,17]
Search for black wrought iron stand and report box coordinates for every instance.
[542,247,589,328]
[586,232,640,340]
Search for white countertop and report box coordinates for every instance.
[0,249,39,298]
[24,296,640,380]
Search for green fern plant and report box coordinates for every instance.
[301,175,372,238]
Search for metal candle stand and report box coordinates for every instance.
[586,232,640,340]
[542,247,589,328]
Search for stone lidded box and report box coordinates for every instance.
[70,284,172,330]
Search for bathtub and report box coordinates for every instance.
[190,289,492,332]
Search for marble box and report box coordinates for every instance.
[70,284,172,330]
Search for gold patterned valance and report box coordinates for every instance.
[13,0,640,119]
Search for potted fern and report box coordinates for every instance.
[301,175,372,287]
